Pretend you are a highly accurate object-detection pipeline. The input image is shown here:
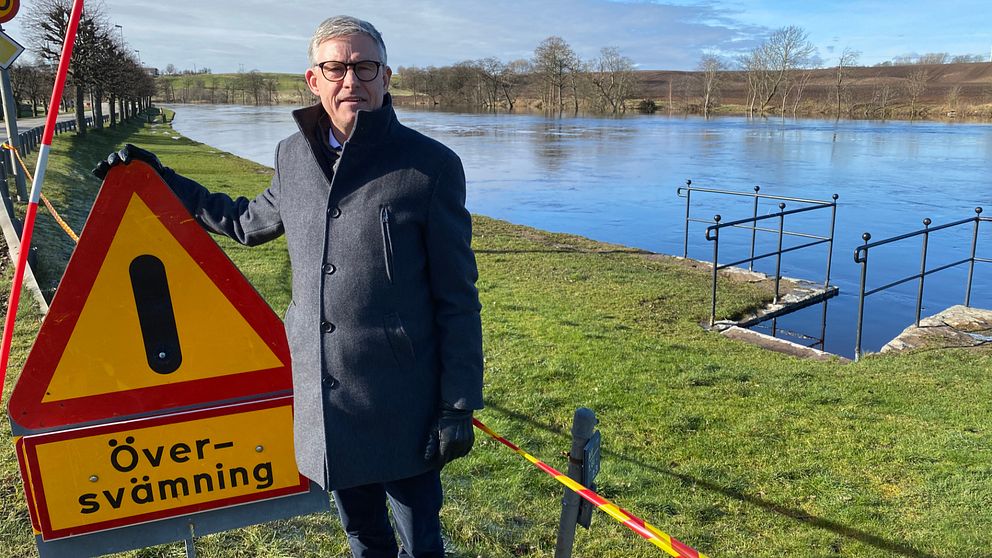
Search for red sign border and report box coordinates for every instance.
[21,396,309,540]
[0,0,20,24]
[9,162,293,430]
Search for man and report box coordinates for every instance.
[94,16,483,558]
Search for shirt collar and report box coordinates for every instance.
[328,128,342,150]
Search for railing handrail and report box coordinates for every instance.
[678,182,833,206]
[705,202,835,239]
[855,214,989,262]
[679,180,839,341]
[853,208,987,360]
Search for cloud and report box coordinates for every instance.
[8,0,767,73]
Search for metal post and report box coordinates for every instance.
[774,203,786,303]
[965,207,982,307]
[184,522,197,558]
[710,214,721,327]
[915,218,931,326]
[818,299,830,351]
[824,194,839,288]
[0,30,26,203]
[682,179,691,258]
[854,233,871,361]
[554,408,598,558]
[749,185,760,271]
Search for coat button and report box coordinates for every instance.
[321,321,335,333]
[329,206,341,218]
[323,263,336,274]
[322,375,338,388]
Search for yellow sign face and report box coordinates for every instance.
[43,194,283,403]
[20,398,306,540]
[0,29,24,69]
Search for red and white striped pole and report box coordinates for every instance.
[0,0,85,397]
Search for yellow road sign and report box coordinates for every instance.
[10,162,293,431]
[18,397,307,540]
[0,29,24,69]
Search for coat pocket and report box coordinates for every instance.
[383,312,416,368]
[379,205,395,285]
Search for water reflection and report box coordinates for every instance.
[167,104,992,358]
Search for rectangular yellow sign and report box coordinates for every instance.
[19,397,308,540]
[0,29,23,69]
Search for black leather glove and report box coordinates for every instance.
[92,143,166,180]
[424,403,475,467]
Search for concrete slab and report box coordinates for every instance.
[721,326,850,362]
[882,305,992,353]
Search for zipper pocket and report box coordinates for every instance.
[380,205,395,285]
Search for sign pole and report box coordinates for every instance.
[0,24,26,202]
[0,0,83,399]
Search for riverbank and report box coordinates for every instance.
[1,114,990,557]
[155,61,992,122]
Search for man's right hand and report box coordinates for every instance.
[92,144,166,180]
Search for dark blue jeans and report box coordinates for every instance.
[331,469,444,558]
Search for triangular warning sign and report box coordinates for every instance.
[9,161,292,431]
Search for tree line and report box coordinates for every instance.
[156,72,316,106]
[695,26,992,120]
[396,36,637,114]
[9,0,156,135]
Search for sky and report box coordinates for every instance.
[4,0,992,74]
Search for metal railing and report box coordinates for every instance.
[677,180,839,328]
[853,207,990,360]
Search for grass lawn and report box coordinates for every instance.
[1,111,989,557]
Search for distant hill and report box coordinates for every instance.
[638,62,992,111]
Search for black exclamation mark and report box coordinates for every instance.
[129,255,183,374]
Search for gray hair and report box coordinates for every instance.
[308,16,388,67]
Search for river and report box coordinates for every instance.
[165,104,992,358]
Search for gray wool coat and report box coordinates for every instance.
[162,96,484,490]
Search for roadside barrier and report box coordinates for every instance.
[2,142,79,242]
[473,418,708,558]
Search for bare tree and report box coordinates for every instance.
[737,49,766,117]
[905,69,928,120]
[917,52,949,65]
[27,0,108,134]
[533,36,578,114]
[590,47,636,113]
[755,26,817,114]
[697,54,725,118]
[833,47,860,118]
[499,59,529,111]
[475,57,505,110]
[946,85,962,114]
[791,69,813,116]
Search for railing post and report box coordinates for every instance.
[965,207,982,307]
[824,194,839,289]
[554,407,598,558]
[774,203,786,304]
[854,233,871,361]
[710,214,721,327]
[682,179,691,258]
[915,218,931,326]
[749,185,760,271]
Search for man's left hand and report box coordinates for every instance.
[427,404,474,466]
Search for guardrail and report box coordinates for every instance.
[1,117,92,192]
[677,181,839,328]
[853,207,990,360]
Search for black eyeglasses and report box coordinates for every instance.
[316,60,383,82]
